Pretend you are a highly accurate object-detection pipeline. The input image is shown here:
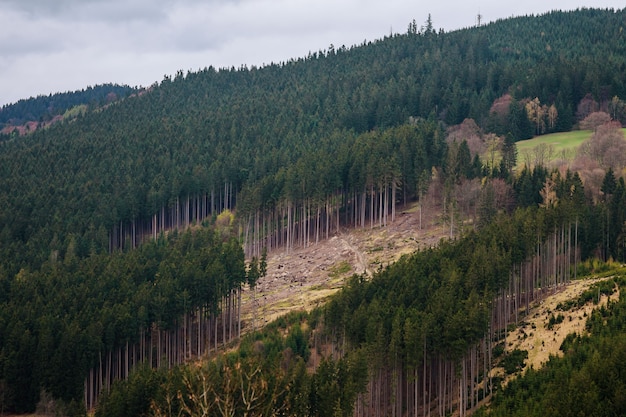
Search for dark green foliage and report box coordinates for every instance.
[500,349,528,375]
[601,167,617,197]
[1,9,626,276]
[1,8,626,414]
[546,314,564,330]
[0,83,136,127]
[285,325,310,362]
[95,366,173,417]
[324,209,547,364]
[513,165,548,208]
[500,133,517,172]
[309,352,368,417]
[0,226,246,412]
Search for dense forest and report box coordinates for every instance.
[2,7,626,416]
[2,8,626,273]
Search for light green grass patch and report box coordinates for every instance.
[328,260,352,278]
[515,128,626,167]
[62,104,88,119]
[516,130,592,156]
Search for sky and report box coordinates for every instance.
[0,0,624,107]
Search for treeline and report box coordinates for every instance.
[476,275,626,417]
[2,9,626,275]
[0,225,252,413]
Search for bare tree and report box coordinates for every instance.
[577,121,626,171]
[608,95,626,124]
[532,143,554,167]
[576,93,600,121]
[571,155,606,203]
[579,111,612,131]
[446,118,485,157]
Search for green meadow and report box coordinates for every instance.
[516,130,592,154]
[515,128,626,166]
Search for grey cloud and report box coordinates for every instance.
[1,0,169,23]
[1,0,625,106]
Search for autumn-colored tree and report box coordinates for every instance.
[579,111,612,131]
[539,172,559,208]
[577,121,626,171]
[608,96,626,125]
[547,104,558,131]
[446,118,484,157]
[525,97,547,135]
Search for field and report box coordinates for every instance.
[516,130,591,156]
[515,128,626,167]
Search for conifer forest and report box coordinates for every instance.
[2,7,626,416]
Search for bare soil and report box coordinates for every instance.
[240,201,447,327]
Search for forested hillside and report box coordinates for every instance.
[1,8,626,274]
[2,7,626,415]
[0,84,137,134]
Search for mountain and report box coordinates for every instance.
[1,7,626,415]
[0,84,138,135]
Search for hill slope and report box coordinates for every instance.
[2,8,626,415]
[0,84,137,135]
[1,8,626,274]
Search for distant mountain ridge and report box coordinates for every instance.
[0,83,138,135]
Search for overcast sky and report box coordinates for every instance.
[0,0,624,107]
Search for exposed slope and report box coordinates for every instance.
[240,200,446,327]
[503,276,619,377]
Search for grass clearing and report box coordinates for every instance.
[515,128,626,167]
[516,130,592,155]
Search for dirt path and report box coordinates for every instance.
[337,233,368,275]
